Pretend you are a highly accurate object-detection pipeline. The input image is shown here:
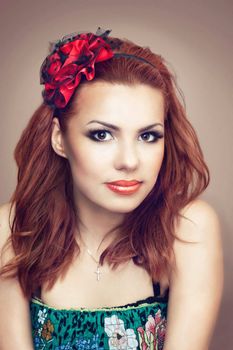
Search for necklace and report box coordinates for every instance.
[79,236,102,281]
[86,247,102,281]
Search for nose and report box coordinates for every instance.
[114,140,140,171]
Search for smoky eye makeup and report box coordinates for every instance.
[86,128,164,143]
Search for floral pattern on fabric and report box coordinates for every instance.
[54,334,104,350]
[38,308,48,324]
[41,319,54,341]
[137,309,167,350]
[30,296,168,349]
[104,314,138,349]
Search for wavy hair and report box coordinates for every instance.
[0,35,210,299]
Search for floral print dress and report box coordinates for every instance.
[30,283,168,350]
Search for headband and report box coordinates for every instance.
[40,27,157,109]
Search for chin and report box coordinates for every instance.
[103,199,144,214]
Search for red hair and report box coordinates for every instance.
[0,36,210,299]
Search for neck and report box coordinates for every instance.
[74,191,126,253]
[76,224,120,255]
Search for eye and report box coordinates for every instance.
[87,129,164,143]
[139,131,164,143]
[88,129,113,141]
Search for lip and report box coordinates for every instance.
[106,180,141,186]
[105,182,142,195]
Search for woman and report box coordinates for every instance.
[0,27,223,349]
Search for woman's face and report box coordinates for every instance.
[53,81,165,215]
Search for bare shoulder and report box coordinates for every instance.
[0,201,16,266]
[171,197,223,281]
[0,202,34,349]
[0,201,15,243]
[163,198,224,349]
[175,198,222,244]
[0,201,15,231]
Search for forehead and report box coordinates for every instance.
[72,81,165,125]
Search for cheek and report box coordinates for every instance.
[145,144,164,171]
[67,143,105,181]
[146,150,164,190]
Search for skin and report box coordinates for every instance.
[51,82,165,252]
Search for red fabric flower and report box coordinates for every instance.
[40,32,114,109]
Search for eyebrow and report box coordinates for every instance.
[86,120,164,132]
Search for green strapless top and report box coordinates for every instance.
[30,283,168,350]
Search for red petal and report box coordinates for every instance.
[54,64,78,82]
[73,38,87,54]
[95,47,114,62]
[48,60,62,76]
[62,41,88,67]
[64,73,81,89]
[60,42,73,55]
[50,52,60,61]
[79,62,95,81]
[44,83,56,100]
[57,85,76,108]
[88,36,106,51]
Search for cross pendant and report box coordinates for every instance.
[94,265,101,281]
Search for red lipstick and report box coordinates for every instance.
[105,180,142,195]
[107,180,141,186]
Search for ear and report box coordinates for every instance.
[51,117,68,159]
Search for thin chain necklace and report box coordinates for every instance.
[79,237,102,281]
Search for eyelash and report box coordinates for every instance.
[87,128,164,143]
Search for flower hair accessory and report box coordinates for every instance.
[40,27,116,109]
[40,27,156,109]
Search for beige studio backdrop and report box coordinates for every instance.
[0,0,232,348]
